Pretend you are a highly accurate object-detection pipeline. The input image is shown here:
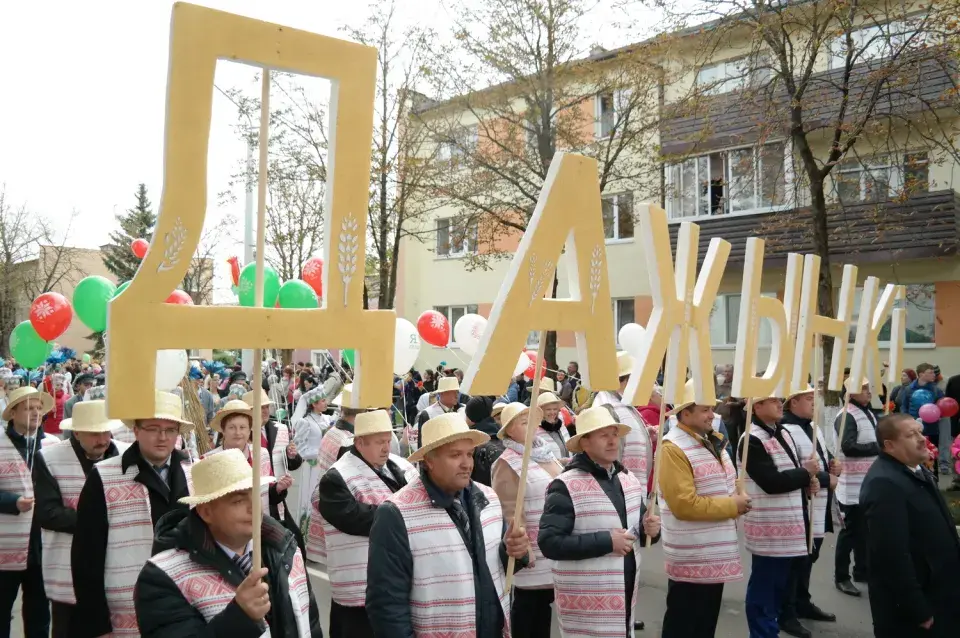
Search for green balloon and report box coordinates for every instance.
[238,263,281,307]
[10,321,53,368]
[342,349,356,367]
[278,280,319,309]
[113,281,130,298]
[73,276,117,332]
[82,353,92,364]
[275,408,288,420]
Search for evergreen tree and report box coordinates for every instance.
[102,184,156,282]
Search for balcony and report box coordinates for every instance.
[667,189,960,266]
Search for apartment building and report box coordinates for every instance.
[397,6,960,384]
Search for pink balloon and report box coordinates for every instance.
[918,403,941,423]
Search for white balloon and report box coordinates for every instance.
[512,353,530,377]
[155,349,189,391]
[618,323,646,356]
[393,318,421,375]
[453,314,487,356]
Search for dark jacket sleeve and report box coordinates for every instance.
[862,477,934,625]
[738,435,810,495]
[0,489,20,515]
[416,410,430,444]
[900,386,914,414]
[32,452,77,533]
[838,413,880,457]
[317,468,377,536]
[366,502,415,638]
[286,452,304,473]
[135,561,264,638]
[538,478,614,561]
[497,518,531,573]
[71,468,113,638]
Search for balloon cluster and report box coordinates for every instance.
[919,397,959,423]
[229,257,324,309]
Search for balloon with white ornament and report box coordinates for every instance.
[155,349,189,391]
[453,314,487,356]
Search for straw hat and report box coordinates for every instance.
[1,386,54,422]
[784,386,815,404]
[566,406,631,453]
[844,377,871,393]
[668,379,721,416]
[537,391,563,408]
[408,412,489,463]
[179,449,275,507]
[527,376,557,393]
[616,351,634,378]
[59,400,122,433]
[209,400,253,433]
[242,388,274,407]
[354,409,394,437]
[430,377,461,396]
[121,390,195,432]
[491,402,507,419]
[496,402,529,440]
[331,383,352,407]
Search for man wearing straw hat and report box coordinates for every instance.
[366,412,530,638]
[317,409,416,637]
[833,376,878,598]
[135,449,323,636]
[0,386,57,638]
[538,405,661,638]
[33,400,129,638]
[592,352,653,490]
[657,383,749,638]
[70,390,196,638]
[737,393,820,638]
[779,386,839,633]
[414,375,464,449]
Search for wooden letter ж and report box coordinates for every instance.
[622,206,730,406]
[461,153,619,396]
[106,3,395,418]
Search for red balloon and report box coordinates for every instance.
[29,292,72,341]
[165,290,194,305]
[417,310,450,347]
[937,397,959,418]
[522,349,546,380]
[131,238,149,259]
[301,257,324,297]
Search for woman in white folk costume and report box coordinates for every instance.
[491,402,563,637]
[135,450,323,636]
[779,386,839,634]
[366,412,531,638]
[533,383,571,461]
[538,406,661,638]
[737,393,820,638]
[70,390,195,638]
[291,387,333,531]
[33,400,130,638]
[657,382,749,638]
[317,409,416,638]
[833,377,879,599]
[591,352,653,488]
[0,386,58,638]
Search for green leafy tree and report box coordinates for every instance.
[102,184,156,282]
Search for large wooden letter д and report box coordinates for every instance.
[106,4,395,418]
[461,153,618,396]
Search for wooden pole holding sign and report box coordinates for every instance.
[807,334,823,554]
[736,398,755,495]
[251,70,270,573]
[504,328,548,593]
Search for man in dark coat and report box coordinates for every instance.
[464,396,504,486]
[862,413,960,638]
[63,373,96,420]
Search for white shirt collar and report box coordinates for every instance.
[216,539,253,560]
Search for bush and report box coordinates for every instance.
[213,349,237,366]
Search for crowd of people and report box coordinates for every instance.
[0,351,958,638]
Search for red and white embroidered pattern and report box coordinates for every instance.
[659,428,743,584]
[306,427,353,563]
[535,425,569,460]
[836,404,878,506]
[594,392,652,488]
[389,476,511,638]
[739,425,807,557]
[782,421,830,538]
[0,429,33,572]
[271,423,290,520]
[553,469,644,638]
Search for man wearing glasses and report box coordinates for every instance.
[70,391,195,638]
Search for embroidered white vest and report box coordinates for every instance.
[658,428,742,583]
[98,456,194,636]
[148,547,313,637]
[553,468,644,638]
[535,425,570,460]
[404,422,419,453]
[306,427,354,563]
[782,420,829,537]
[493,447,555,589]
[271,423,290,520]
[389,476,511,638]
[837,404,878,506]
[593,391,652,488]
[322,452,415,606]
[40,440,130,602]
[111,424,137,445]
[0,430,53,571]
[740,425,807,557]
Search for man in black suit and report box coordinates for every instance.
[861,413,960,638]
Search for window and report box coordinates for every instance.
[613,298,635,346]
[436,218,479,257]
[849,284,935,345]
[696,57,770,95]
[666,143,789,219]
[597,92,616,138]
[438,125,478,161]
[709,293,775,347]
[434,305,479,346]
[834,152,929,204]
[601,193,635,240]
[829,20,929,70]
